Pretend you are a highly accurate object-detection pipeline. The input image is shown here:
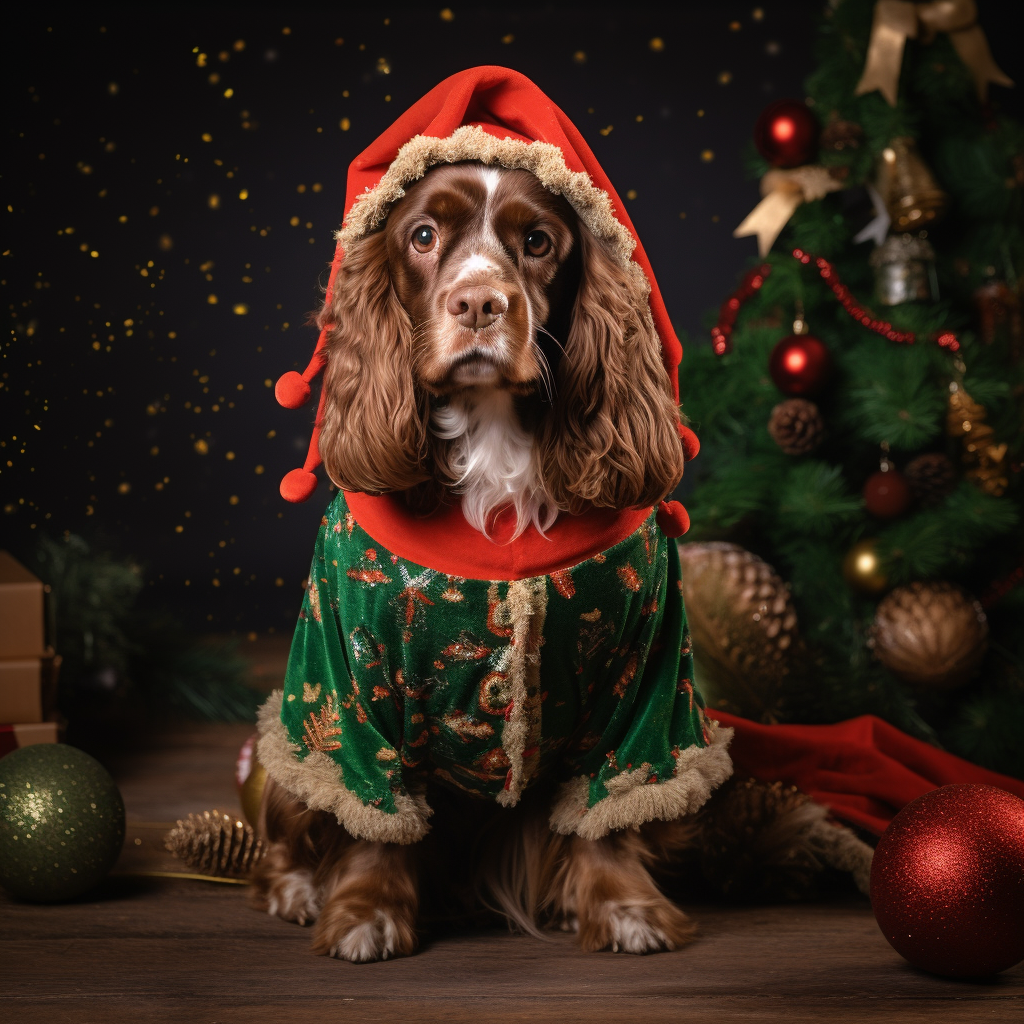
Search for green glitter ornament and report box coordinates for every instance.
[0,744,125,902]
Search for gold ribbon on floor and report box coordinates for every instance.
[733,166,844,257]
[855,0,1013,106]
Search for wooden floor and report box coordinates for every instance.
[3,650,1023,1023]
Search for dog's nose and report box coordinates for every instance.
[446,286,508,330]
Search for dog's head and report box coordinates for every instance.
[317,160,686,514]
[385,163,576,398]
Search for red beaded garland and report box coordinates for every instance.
[792,249,960,352]
[754,99,820,169]
[768,333,833,396]
[712,252,961,359]
[871,784,1024,978]
[711,263,772,355]
[863,470,911,519]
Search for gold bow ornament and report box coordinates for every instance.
[855,0,1012,106]
[733,166,844,257]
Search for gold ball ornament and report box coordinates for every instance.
[842,539,889,596]
[239,760,267,830]
[678,542,801,723]
[870,582,989,690]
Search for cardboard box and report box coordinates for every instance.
[0,657,43,724]
[0,721,59,759]
[0,551,46,659]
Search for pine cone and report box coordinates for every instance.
[678,543,802,722]
[768,399,824,455]
[660,778,874,902]
[695,779,821,901]
[820,119,864,152]
[165,809,265,877]
[904,452,956,506]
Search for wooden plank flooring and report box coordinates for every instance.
[2,703,1023,1022]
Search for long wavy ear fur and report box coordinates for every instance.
[318,231,431,494]
[536,227,686,513]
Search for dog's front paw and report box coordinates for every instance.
[579,898,696,955]
[313,904,417,962]
[263,867,321,926]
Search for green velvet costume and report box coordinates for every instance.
[257,492,733,844]
[259,70,733,844]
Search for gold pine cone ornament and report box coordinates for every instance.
[678,542,802,722]
[870,581,988,689]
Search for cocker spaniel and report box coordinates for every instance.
[253,161,701,961]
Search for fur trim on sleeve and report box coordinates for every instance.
[256,690,433,845]
[549,722,734,841]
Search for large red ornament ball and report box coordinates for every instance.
[870,784,1024,978]
[863,469,911,519]
[768,334,833,396]
[754,99,820,169]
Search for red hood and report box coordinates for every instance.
[274,67,697,569]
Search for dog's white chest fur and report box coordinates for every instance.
[431,390,558,539]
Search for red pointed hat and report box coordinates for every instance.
[276,65,699,514]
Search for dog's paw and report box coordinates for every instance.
[265,868,320,926]
[579,898,696,955]
[314,907,415,963]
[327,909,402,962]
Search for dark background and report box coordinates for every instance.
[3,3,1021,634]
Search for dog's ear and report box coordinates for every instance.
[536,225,686,512]
[318,231,431,494]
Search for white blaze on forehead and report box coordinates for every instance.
[477,165,501,198]
[477,165,504,251]
[447,165,510,291]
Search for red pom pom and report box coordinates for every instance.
[678,423,700,462]
[871,784,1024,978]
[275,371,311,410]
[656,500,690,538]
[280,468,318,503]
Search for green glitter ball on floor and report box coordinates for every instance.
[0,744,125,902]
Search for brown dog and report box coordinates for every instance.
[254,160,714,961]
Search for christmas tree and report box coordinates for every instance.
[680,0,1024,780]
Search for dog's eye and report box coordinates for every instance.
[524,231,551,257]
[411,226,437,253]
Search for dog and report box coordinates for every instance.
[253,158,721,961]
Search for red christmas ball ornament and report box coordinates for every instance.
[768,334,833,396]
[754,99,820,169]
[871,784,1024,978]
[863,469,911,519]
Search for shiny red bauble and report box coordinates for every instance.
[754,99,820,169]
[863,469,911,519]
[768,334,833,396]
[871,784,1024,978]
